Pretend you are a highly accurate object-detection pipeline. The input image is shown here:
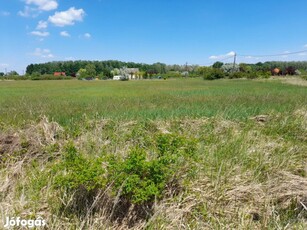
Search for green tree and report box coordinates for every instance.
[77,68,87,79]
[110,68,120,77]
[239,63,252,73]
[221,63,239,73]
[85,64,96,77]
[7,71,19,76]
[212,61,223,69]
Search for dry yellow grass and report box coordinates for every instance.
[0,108,306,229]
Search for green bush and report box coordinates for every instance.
[259,71,271,78]
[156,133,196,158]
[107,148,165,204]
[203,68,225,80]
[162,71,182,79]
[31,74,72,80]
[108,134,197,204]
[245,71,271,79]
[52,134,197,213]
[228,72,245,79]
[53,144,106,192]
[0,75,29,80]
[98,73,108,80]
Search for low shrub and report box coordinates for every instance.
[246,71,259,79]
[108,134,197,205]
[161,71,182,79]
[228,72,245,79]
[31,74,72,80]
[0,75,29,80]
[53,144,106,192]
[52,134,197,216]
[52,144,106,216]
[244,71,271,79]
[203,68,225,80]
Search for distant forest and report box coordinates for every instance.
[25,60,307,77]
[26,61,171,77]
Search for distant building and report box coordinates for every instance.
[54,72,66,76]
[113,75,122,80]
[126,68,139,80]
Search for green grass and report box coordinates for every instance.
[0,78,306,128]
[0,78,306,229]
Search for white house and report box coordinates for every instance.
[112,68,140,80]
[126,68,139,79]
[113,75,122,80]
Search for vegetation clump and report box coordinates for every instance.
[51,133,197,221]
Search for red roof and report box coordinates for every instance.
[54,72,66,76]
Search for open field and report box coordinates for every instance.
[0,78,306,127]
[0,78,306,229]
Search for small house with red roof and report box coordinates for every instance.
[54,72,66,76]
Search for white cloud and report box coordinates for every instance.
[60,31,70,37]
[209,55,218,60]
[298,52,307,56]
[0,63,9,68]
[65,57,75,60]
[0,11,10,16]
[84,33,91,39]
[48,7,85,27]
[30,48,54,58]
[19,1,57,17]
[226,51,236,56]
[18,6,38,17]
[25,0,58,11]
[209,51,236,60]
[79,33,91,39]
[30,31,50,37]
[36,20,48,30]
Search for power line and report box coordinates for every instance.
[219,56,235,62]
[206,49,307,66]
[237,49,307,58]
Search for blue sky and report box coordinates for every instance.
[1,0,307,74]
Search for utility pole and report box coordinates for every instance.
[5,68,7,75]
[232,52,237,73]
[185,62,188,77]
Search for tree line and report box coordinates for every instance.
[25,60,172,77]
[1,60,307,80]
[25,60,307,76]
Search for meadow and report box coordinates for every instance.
[0,78,306,229]
[0,78,306,127]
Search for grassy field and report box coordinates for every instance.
[0,78,306,127]
[0,78,306,229]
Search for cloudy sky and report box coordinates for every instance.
[1,0,307,73]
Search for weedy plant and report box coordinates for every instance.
[51,134,197,222]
